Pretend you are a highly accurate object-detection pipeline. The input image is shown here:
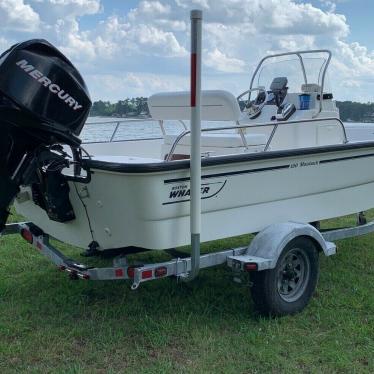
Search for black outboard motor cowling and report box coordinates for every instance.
[0,39,92,231]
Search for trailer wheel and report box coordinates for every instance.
[250,237,319,316]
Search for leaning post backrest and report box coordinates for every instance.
[148,90,241,121]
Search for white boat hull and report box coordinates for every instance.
[15,143,374,250]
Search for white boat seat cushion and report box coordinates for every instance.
[164,133,267,148]
[149,90,241,121]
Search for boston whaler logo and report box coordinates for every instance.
[16,59,82,111]
[163,180,227,205]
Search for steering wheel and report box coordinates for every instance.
[237,87,268,119]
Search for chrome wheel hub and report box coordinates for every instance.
[277,248,311,302]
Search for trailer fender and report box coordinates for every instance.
[244,222,336,270]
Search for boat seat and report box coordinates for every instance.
[149,90,241,121]
[164,133,267,148]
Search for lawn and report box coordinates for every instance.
[0,210,373,373]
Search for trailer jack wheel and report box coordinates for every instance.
[250,237,319,316]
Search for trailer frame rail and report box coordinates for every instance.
[2,222,249,289]
[1,215,373,290]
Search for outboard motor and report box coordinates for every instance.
[0,39,91,231]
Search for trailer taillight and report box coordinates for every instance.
[142,270,153,279]
[244,263,258,271]
[21,228,33,243]
[115,268,124,278]
[127,267,153,280]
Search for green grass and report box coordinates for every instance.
[0,210,373,373]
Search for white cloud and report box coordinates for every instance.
[34,0,100,20]
[277,35,316,52]
[128,1,171,21]
[131,24,187,57]
[0,37,11,49]
[337,41,374,76]
[86,72,188,101]
[67,15,189,61]
[173,0,348,37]
[175,0,210,9]
[155,19,187,32]
[320,0,337,12]
[204,48,246,73]
[0,0,372,102]
[0,0,40,32]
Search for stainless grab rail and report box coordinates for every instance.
[165,117,348,162]
[110,122,120,142]
[85,118,187,143]
[85,118,152,125]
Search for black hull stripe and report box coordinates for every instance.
[164,164,289,184]
[164,152,374,184]
[320,152,374,164]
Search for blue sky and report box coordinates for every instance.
[80,1,374,51]
[309,0,374,49]
[337,1,374,50]
[1,0,373,102]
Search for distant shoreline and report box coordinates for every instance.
[89,99,374,123]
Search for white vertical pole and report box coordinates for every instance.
[182,9,202,281]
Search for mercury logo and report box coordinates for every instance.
[16,59,83,111]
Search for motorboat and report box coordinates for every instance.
[2,11,374,317]
[1,40,374,254]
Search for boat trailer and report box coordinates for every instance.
[2,216,372,289]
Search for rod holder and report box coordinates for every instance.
[181,9,202,282]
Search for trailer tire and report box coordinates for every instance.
[250,237,319,316]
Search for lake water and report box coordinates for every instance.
[81,117,371,143]
[81,116,237,143]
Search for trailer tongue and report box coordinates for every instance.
[0,39,91,230]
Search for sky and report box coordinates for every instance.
[1,0,374,102]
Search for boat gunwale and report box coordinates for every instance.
[82,140,374,174]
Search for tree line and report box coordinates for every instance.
[90,97,149,117]
[90,98,374,122]
[336,101,374,122]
